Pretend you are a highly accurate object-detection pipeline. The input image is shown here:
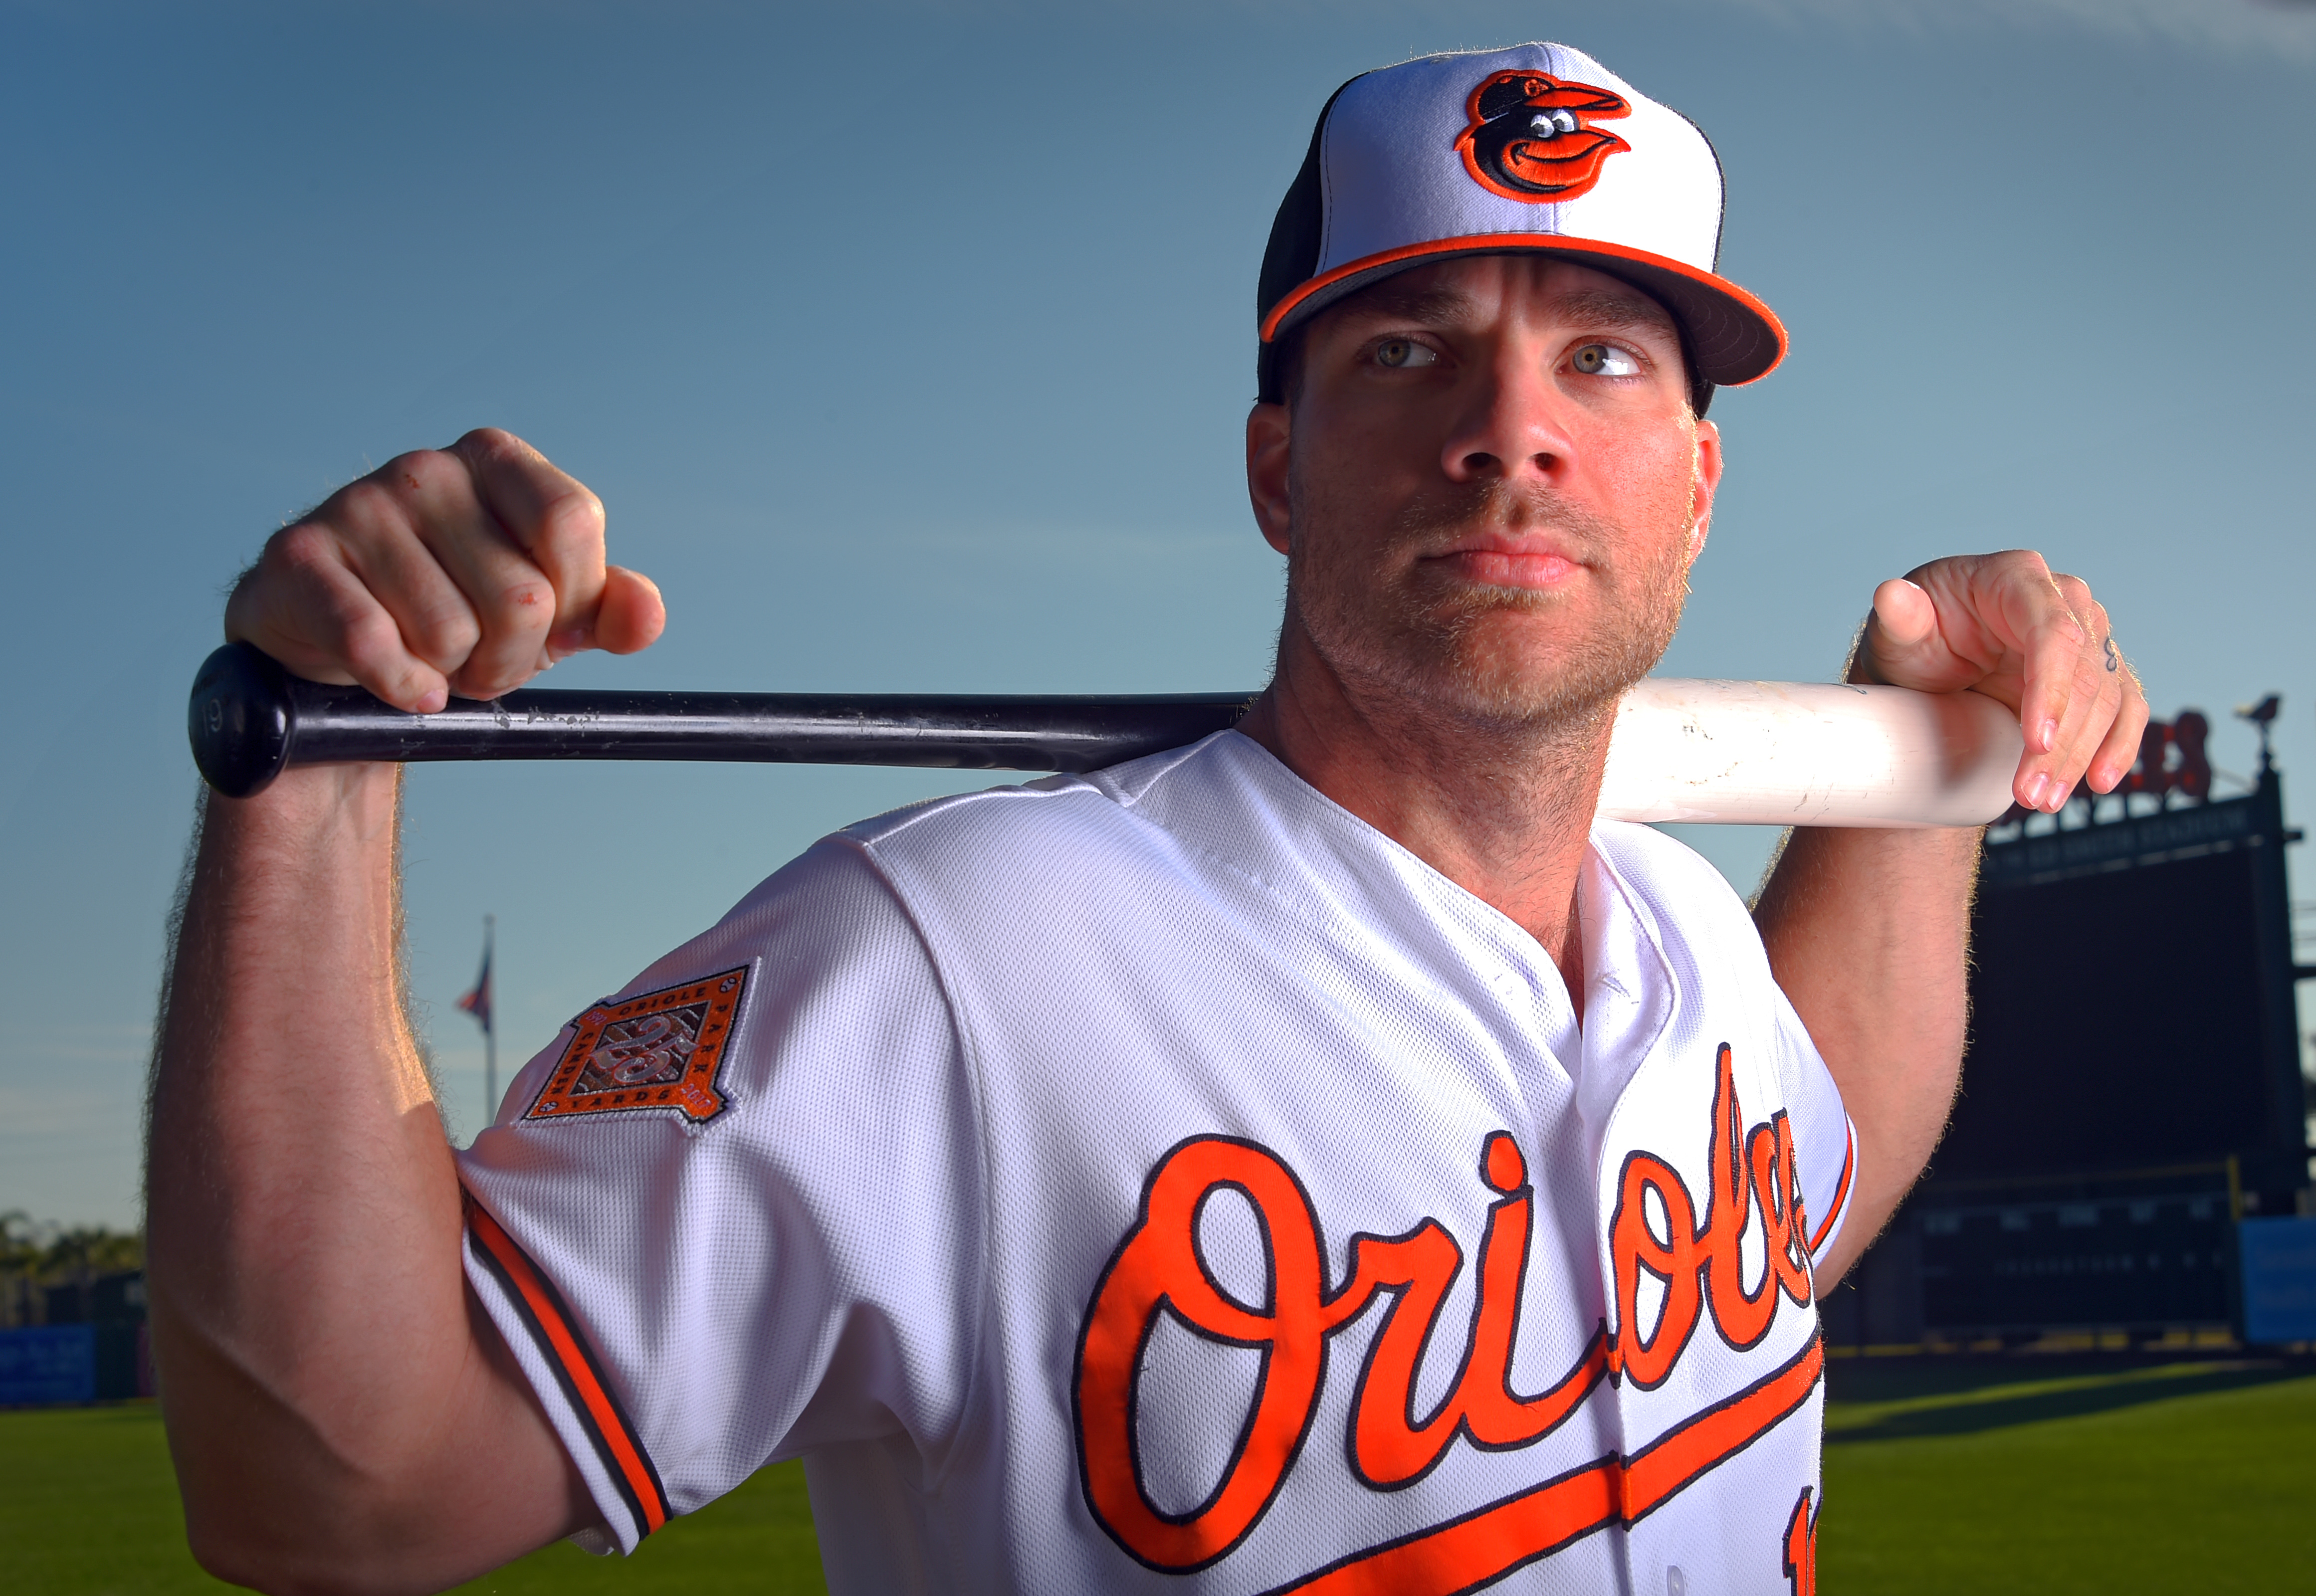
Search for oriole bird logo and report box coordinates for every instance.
[1456,70,1632,203]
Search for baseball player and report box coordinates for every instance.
[146,42,2144,1595]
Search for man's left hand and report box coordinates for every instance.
[1853,551,2148,815]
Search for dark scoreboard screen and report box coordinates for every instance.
[1949,846,2270,1174]
[1941,786,2308,1198]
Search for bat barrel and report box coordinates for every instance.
[1597,678,2023,828]
[188,642,1256,798]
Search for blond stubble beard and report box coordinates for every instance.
[1282,472,1695,746]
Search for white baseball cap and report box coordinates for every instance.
[1256,43,1786,412]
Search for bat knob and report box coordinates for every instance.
[189,642,295,798]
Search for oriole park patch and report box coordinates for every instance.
[524,967,748,1127]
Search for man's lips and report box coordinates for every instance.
[1422,536,1587,591]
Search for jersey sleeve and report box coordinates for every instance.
[455,836,986,1553]
[1766,984,1856,1266]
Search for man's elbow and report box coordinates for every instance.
[184,1518,364,1596]
[167,1383,585,1593]
[156,1288,593,1592]
[176,1437,456,1596]
[183,1497,425,1596]
[164,1369,482,1594]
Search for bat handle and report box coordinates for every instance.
[189,642,298,798]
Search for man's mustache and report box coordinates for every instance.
[1386,479,1625,561]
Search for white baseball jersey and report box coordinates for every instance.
[458,731,1855,1594]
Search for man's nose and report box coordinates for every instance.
[1438,344,1571,484]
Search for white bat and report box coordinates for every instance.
[1600,681,2023,827]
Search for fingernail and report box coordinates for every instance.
[2046,781,2071,812]
[2039,719,2059,753]
[419,687,448,713]
[2025,772,2049,807]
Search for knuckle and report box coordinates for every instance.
[490,575,558,628]
[382,447,464,500]
[337,608,409,675]
[455,425,528,462]
[534,488,607,554]
[268,521,337,576]
[335,476,406,529]
[406,601,482,666]
[454,637,536,695]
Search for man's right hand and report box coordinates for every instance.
[224,427,664,711]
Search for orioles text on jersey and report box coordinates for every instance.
[1074,1043,1825,1593]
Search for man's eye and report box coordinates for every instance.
[1373,338,1438,370]
[1570,343,1641,378]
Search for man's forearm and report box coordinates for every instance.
[146,767,583,1591]
[1752,823,1980,1284]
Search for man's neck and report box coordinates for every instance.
[1234,624,1615,1012]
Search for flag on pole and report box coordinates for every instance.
[459,916,500,1125]
[456,936,493,1035]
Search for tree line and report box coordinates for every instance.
[1,1211,144,1330]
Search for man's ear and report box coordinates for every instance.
[1246,401,1294,557]
[1685,415,1724,566]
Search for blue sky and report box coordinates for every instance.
[4,0,2314,1226]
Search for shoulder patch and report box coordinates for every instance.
[524,966,749,1127]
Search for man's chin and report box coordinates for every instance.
[1400,646,1643,734]
[1418,583,1682,725]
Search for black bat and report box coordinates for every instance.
[189,642,1256,799]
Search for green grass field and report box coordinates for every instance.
[0,1405,825,1596]
[1818,1355,2316,1592]
[6,1357,2310,1593]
